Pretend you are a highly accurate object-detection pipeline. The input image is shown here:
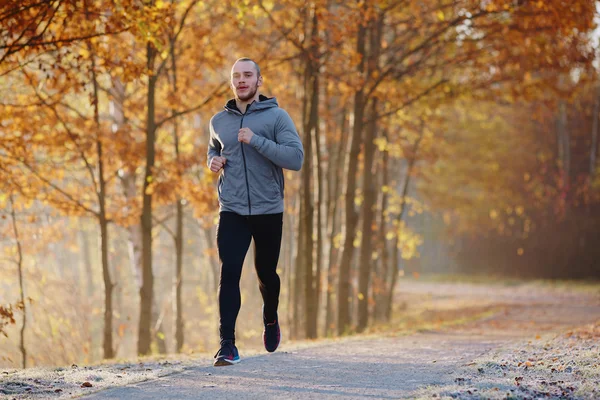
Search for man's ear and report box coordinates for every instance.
[257,75,263,87]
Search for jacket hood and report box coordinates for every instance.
[224,94,279,114]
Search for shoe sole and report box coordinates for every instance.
[213,357,240,367]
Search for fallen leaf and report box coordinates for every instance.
[81,382,93,388]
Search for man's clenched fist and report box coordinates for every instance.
[209,156,227,173]
[238,127,255,144]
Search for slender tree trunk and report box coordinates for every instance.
[337,7,367,335]
[287,198,299,338]
[557,100,570,189]
[292,201,304,339]
[374,146,389,321]
[590,83,599,178]
[356,98,378,332]
[99,212,114,359]
[139,39,157,356]
[325,108,347,336]
[283,211,294,329]
[356,15,383,332]
[9,196,26,368]
[314,142,323,337]
[300,68,315,339]
[173,203,184,352]
[84,13,114,358]
[169,24,185,354]
[303,4,320,339]
[385,132,423,321]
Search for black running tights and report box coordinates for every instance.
[216,211,283,343]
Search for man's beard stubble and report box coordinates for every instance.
[236,83,258,102]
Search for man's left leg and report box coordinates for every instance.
[250,212,283,352]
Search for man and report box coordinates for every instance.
[207,58,304,367]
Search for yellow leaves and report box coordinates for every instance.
[374,137,388,152]
[333,232,343,249]
[489,209,499,219]
[394,221,423,260]
[261,0,275,12]
[355,192,363,207]
[79,47,90,59]
[485,3,497,12]
[353,230,362,248]
[517,248,524,256]
[436,10,445,22]
[515,206,525,216]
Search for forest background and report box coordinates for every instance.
[1,0,599,369]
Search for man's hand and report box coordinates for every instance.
[209,156,227,173]
[238,127,255,144]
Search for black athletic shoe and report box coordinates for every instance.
[263,317,281,353]
[213,340,240,366]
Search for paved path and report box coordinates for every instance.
[82,282,600,399]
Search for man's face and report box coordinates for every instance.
[231,61,262,101]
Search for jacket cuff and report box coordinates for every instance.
[250,134,264,149]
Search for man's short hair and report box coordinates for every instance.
[234,57,261,77]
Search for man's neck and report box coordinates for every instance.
[236,94,260,114]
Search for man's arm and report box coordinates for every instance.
[249,110,304,171]
[207,117,222,168]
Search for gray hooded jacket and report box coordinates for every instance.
[207,95,304,215]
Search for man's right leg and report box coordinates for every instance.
[216,212,251,347]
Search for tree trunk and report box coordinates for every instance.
[9,196,27,368]
[590,83,599,178]
[292,197,304,339]
[303,4,320,339]
[299,70,314,339]
[356,15,382,332]
[170,23,185,354]
[557,100,570,193]
[356,98,378,332]
[385,131,423,321]
[85,15,114,358]
[173,201,184,353]
[337,7,367,335]
[374,146,389,322]
[287,198,299,338]
[325,108,347,336]
[99,211,114,359]
[139,40,157,356]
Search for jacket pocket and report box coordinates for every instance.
[249,162,281,204]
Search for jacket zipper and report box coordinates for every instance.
[240,114,252,215]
